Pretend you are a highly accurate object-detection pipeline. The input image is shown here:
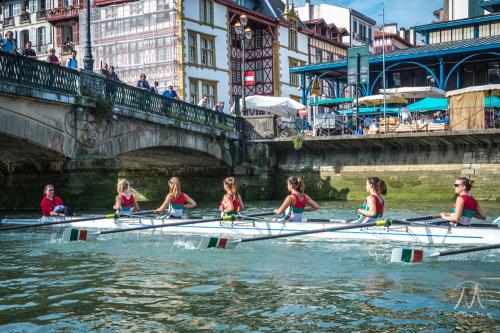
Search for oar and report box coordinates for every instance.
[391,243,500,263]
[63,211,275,242]
[199,219,392,249]
[404,214,440,222]
[0,210,156,232]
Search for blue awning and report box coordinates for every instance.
[310,98,354,106]
[339,107,400,116]
[407,96,500,112]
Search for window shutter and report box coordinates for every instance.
[58,0,62,8]
[48,25,52,43]
[30,27,37,45]
[73,23,79,43]
[56,26,62,46]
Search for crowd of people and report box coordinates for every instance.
[41,175,486,228]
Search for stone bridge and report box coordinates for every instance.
[0,52,238,173]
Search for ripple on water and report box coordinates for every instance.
[183,284,223,293]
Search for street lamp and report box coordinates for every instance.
[233,14,252,113]
[83,0,94,71]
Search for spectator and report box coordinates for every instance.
[137,73,150,90]
[47,48,60,65]
[344,117,353,134]
[1,31,18,54]
[401,107,411,124]
[363,115,372,130]
[444,112,450,124]
[218,101,225,112]
[106,66,120,82]
[163,84,178,99]
[65,50,78,69]
[101,63,109,76]
[22,41,37,59]
[197,95,209,108]
[150,81,159,94]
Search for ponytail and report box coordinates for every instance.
[288,176,305,194]
[116,179,130,195]
[168,177,181,200]
[223,177,239,199]
[456,177,474,191]
[367,177,387,195]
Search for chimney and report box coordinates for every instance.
[305,0,312,20]
[399,27,405,40]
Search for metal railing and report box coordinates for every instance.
[36,11,47,20]
[4,17,15,26]
[0,51,236,133]
[20,12,31,23]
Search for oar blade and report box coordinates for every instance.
[390,247,438,263]
[62,228,98,242]
[199,236,240,249]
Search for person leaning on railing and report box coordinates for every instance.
[47,48,61,65]
[0,31,19,55]
[22,41,37,59]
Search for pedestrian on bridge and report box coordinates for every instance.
[66,50,78,70]
[137,74,150,90]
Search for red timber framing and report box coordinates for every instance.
[220,0,280,105]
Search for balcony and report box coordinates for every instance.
[37,44,48,54]
[94,0,135,6]
[47,4,83,24]
[20,12,31,23]
[36,11,47,20]
[4,17,14,26]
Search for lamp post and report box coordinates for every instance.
[83,0,94,71]
[233,15,252,112]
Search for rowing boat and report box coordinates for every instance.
[1,216,499,245]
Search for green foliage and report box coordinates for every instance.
[92,96,114,121]
[292,134,304,151]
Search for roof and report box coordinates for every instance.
[414,13,500,32]
[446,84,500,97]
[290,35,500,78]
[374,30,413,48]
[310,98,353,106]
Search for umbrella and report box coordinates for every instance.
[380,86,446,99]
[356,94,408,106]
[242,95,306,117]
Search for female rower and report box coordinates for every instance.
[354,177,386,224]
[113,179,139,213]
[220,177,244,218]
[40,184,68,217]
[155,177,196,218]
[274,176,319,222]
[440,177,486,225]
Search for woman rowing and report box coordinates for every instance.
[155,177,196,218]
[40,184,71,217]
[113,179,139,213]
[354,177,386,224]
[274,176,319,222]
[220,177,244,218]
[440,177,486,225]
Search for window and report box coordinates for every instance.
[368,27,372,41]
[452,27,462,41]
[442,29,451,42]
[200,34,215,67]
[488,62,499,84]
[479,23,490,38]
[392,72,401,87]
[37,26,46,45]
[492,22,500,36]
[200,0,213,25]
[463,66,475,86]
[429,31,440,44]
[255,60,263,83]
[188,31,197,64]
[353,20,358,34]
[189,78,199,104]
[315,49,322,63]
[289,58,304,86]
[289,19,298,50]
[202,80,217,108]
[463,26,473,39]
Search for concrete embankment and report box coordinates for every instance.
[0,130,499,210]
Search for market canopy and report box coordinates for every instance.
[309,98,354,107]
[242,95,306,117]
[355,94,408,106]
[446,84,500,97]
[380,86,446,99]
[339,107,401,116]
[407,97,448,112]
[407,96,500,112]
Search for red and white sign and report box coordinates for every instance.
[244,71,255,86]
[298,108,308,117]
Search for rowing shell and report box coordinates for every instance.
[2,216,499,245]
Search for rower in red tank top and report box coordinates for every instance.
[113,179,139,213]
[220,177,244,217]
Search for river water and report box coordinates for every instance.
[1,201,499,332]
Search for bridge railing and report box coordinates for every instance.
[0,51,236,133]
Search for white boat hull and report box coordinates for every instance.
[1,216,499,245]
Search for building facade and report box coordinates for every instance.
[297,0,376,51]
[0,0,53,59]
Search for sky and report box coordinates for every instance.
[293,0,443,28]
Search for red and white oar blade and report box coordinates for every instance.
[62,228,99,242]
[199,236,240,249]
[390,247,438,263]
